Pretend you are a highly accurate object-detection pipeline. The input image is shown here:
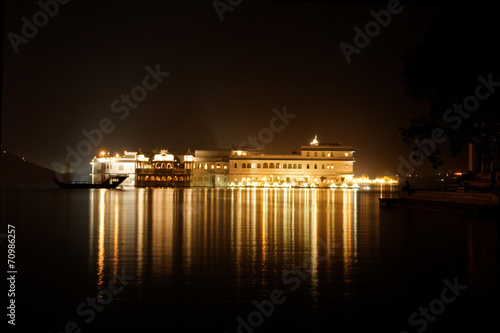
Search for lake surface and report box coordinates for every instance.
[1,186,497,332]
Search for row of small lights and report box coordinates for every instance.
[228,182,361,189]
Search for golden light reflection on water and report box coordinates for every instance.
[89,188,379,297]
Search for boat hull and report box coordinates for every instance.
[52,176,127,189]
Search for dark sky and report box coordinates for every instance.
[2,0,461,177]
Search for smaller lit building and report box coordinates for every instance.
[190,149,230,187]
[135,148,190,187]
[91,151,137,186]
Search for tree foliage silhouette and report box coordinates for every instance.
[401,5,500,168]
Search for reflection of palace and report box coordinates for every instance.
[88,187,368,305]
[90,136,355,187]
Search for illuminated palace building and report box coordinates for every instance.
[90,136,355,188]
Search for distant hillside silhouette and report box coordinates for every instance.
[0,152,62,182]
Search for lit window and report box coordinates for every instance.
[216,164,220,169]
[345,153,349,157]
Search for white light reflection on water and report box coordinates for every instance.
[88,188,373,303]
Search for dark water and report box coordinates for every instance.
[1,185,497,332]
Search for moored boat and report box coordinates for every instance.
[52,176,128,189]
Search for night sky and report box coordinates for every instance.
[2,0,458,177]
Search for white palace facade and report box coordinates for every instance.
[90,136,355,187]
[227,136,354,187]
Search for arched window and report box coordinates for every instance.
[234,163,238,168]
[276,163,280,168]
[307,164,310,169]
[167,176,172,181]
[167,163,172,169]
[306,152,310,157]
[298,164,302,169]
[314,152,318,157]
[145,176,149,181]
[247,163,251,168]
[314,164,317,169]
[293,164,297,169]
[156,176,161,181]
[322,164,325,169]
[263,163,268,168]
[257,163,261,168]
[173,176,178,181]
[283,164,287,169]
[179,176,184,181]
[161,163,166,169]
[288,164,292,169]
[161,176,166,181]
[269,163,274,168]
[242,163,246,168]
